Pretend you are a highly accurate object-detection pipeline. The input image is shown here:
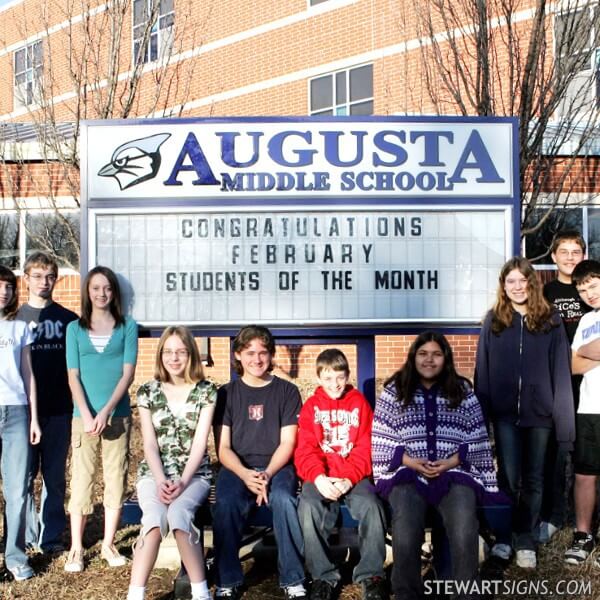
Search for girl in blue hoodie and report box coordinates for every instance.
[475,256,574,569]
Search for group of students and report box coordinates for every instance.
[0,229,598,600]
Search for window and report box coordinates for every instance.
[310,0,330,5]
[524,205,600,266]
[25,212,80,270]
[555,5,600,74]
[0,210,79,271]
[14,41,42,108]
[0,213,19,269]
[133,0,174,64]
[525,207,584,264]
[310,64,373,116]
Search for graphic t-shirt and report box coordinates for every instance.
[572,309,600,415]
[17,302,78,416]
[0,319,34,406]
[294,385,373,484]
[215,376,302,469]
[544,279,591,343]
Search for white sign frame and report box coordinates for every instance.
[81,116,520,331]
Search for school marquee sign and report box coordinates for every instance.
[81,117,519,328]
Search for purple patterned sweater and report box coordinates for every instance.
[372,382,504,505]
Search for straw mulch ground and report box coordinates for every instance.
[1,376,599,599]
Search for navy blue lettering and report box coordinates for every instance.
[372,131,408,166]
[163,132,220,186]
[410,131,452,166]
[216,131,262,167]
[267,131,316,167]
[448,130,505,184]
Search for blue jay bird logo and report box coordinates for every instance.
[98,133,171,190]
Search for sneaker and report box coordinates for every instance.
[284,583,308,599]
[8,564,34,581]
[538,521,560,544]
[310,580,335,600]
[565,531,594,565]
[515,549,537,569]
[361,576,388,600]
[214,586,243,600]
[64,548,84,573]
[101,544,127,567]
[490,543,512,561]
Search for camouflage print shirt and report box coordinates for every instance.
[136,379,217,482]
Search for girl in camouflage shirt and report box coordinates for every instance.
[127,326,216,600]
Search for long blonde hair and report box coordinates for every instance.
[154,326,204,383]
[491,256,554,334]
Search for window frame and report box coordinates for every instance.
[132,0,175,65]
[0,208,80,273]
[308,63,374,116]
[554,4,600,74]
[13,40,43,109]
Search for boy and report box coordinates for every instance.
[541,230,589,543]
[17,252,77,554]
[213,325,306,600]
[564,259,600,565]
[295,349,386,600]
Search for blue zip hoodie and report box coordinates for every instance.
[474,310,575,445]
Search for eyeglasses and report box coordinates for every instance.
[162,349,189,358]
[29,274,57,282]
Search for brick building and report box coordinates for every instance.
[0,0,598,389]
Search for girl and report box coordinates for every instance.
[372,332,500,600]
[475,256,574,569]
[0,266,41,581]
[127,326,216,600]
[64,265,138,572]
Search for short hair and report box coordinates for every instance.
[154,326,204,383]
[572,260,600,287]
[23,252,58,277]
[0,266,18,320]
[551,229,586,255]
[232,325,275,376]
[316,348,350,376]
[80,266,125,329]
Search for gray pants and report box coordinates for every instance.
[298,478,386,584]
[388,482,479,600]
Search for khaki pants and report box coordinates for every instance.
[67,416,130,515]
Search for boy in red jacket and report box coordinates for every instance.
[295,349,387,600]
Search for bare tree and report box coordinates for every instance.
[409,0,600,251]
[0,0,211,269]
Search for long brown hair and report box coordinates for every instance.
[232,325,275,376]
[491,256,554,334]
[79,266,125,329]
[0,266,18,320]
[154,326,204,384]
[384,331,471,409]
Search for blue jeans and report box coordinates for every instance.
[493,421,551,550]
[298,478,386,584]
[0,406,31,569]
[212,465,305,588]
[388,482,479,600]
[25,414,71,550]
[541,433,570,527]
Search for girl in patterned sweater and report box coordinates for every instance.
[372,332,501,600]
[127,326,216,600]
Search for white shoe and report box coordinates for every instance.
[516,549,537,569]
[490,543,512,561]
[64,548,84,573]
